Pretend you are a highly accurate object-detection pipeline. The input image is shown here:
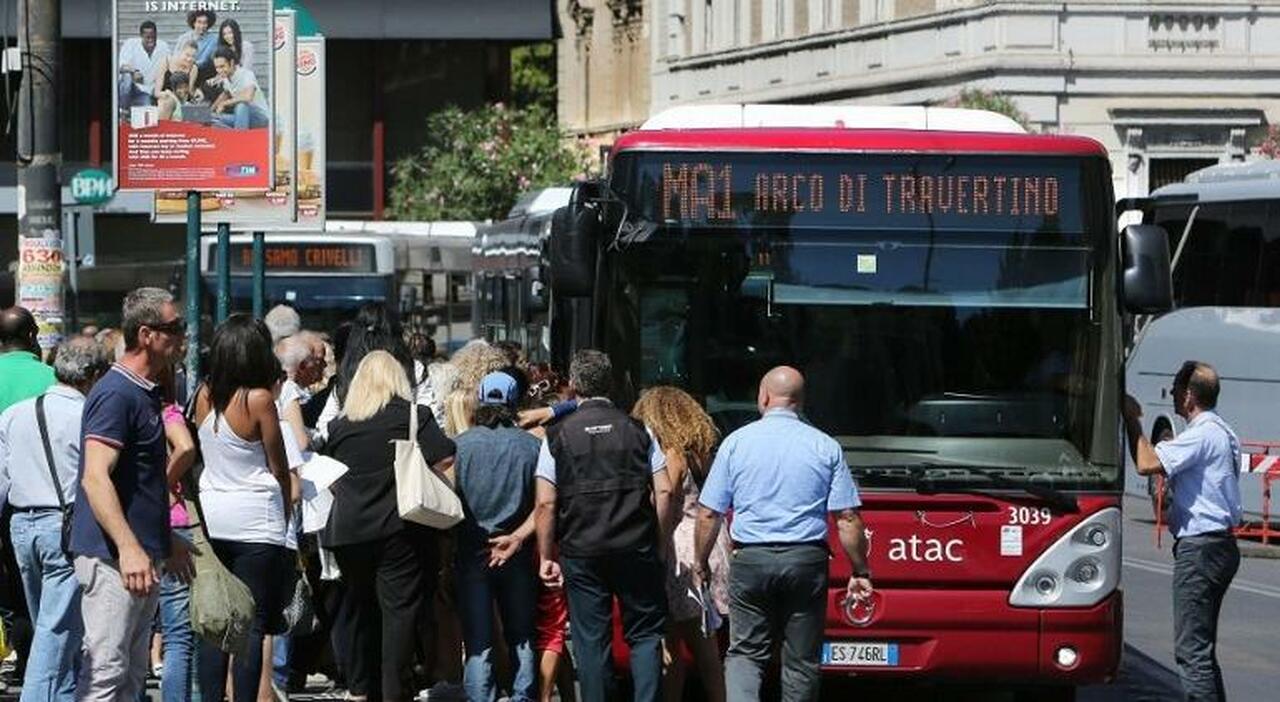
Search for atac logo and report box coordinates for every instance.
[866,528,965,564]
[297,49,318,76]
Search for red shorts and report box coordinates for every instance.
[536,584,569,654]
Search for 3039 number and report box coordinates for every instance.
[1008,506,1052,526]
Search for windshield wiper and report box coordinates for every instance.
[903,464,1080,513]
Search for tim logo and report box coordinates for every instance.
[584,425,614,435]
[225,164,259,178]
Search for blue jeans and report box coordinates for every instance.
[117,74,153,109]
[9,509,81,702]
[560,544,666,702]
[158,528,197,702]
[272,633,291,688]
[456,542,537,702]
[212,102,269,130]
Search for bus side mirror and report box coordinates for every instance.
[1121,224,1173,314]
[549,182,602,298]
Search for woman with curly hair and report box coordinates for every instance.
[449,340,509,397]
[631,387,728,702]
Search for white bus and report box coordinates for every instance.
[1123,160,1280,519]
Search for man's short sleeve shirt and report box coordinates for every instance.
[699,408,860,544]
[69,364,172,561]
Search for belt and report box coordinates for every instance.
[733,540,828,550]
[9,505,63,513]
[1180,529,1234,540]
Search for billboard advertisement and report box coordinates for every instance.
[114,0,274,191]
[290,36,325,229]
[153,10,297,224]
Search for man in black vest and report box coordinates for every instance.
[534,349,673,702]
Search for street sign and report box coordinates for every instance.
[70,169,113,205]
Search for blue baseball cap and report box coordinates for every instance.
[478,371,519,407]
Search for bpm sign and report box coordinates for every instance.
[70,169,114,206]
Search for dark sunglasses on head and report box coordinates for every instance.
[147,318,187,336]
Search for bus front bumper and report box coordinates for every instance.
[820,588,1122,684]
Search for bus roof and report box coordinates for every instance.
[615,105,1105,157]
[1150,160,1280,203]
[639,105,1028,132]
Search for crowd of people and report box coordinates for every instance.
[0,284,1249,702]
[0,289,876,702]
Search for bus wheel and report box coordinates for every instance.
[1014,685,1076,702]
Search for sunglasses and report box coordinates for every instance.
[147,318,187,336]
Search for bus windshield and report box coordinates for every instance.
[605,151,1115,488]
[1152,200,1280,307]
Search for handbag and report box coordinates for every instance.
[282,569,319,637]
[187,499,257,656]
[35,395,74,558]
[393,400,463,529]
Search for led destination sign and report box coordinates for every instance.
[615,153,1084,233]
[217,243,376,274]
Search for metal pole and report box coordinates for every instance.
[15,0,63,351]
[252,231,266,318]
[185,192,202,398]
[216,222,231,323]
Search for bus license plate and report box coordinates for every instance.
[822,641,899,667]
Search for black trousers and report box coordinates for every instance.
[197,538,293,702]
[332,527,439,702]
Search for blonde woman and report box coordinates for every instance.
[320,351,456,702]
[632,387,729,702]
[449,339,509,397]
[444,387,477,438]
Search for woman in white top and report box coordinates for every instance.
[193,314,293,702]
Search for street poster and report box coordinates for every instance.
[16,236,65,349]
[153,10,297,224]
[113,0,274,191]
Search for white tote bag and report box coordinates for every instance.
[394,400,464,529]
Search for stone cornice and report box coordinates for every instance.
[660,2,1280,72]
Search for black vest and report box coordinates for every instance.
[547,400,657,558]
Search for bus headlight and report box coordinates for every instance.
[1009,508,1121,608]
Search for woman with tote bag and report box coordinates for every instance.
[321,351,457,701]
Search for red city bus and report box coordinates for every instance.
[527,105,1172,700]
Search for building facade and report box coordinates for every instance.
[558,0,651,161]
[562,1,1280,198]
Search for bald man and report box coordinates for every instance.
[1124,361,1242,702]
[0,306,56,413]
[693,366,870,701]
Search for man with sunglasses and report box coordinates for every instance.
[69,287,193,701]
[1124,360,1242,702]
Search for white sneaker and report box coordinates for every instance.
[418,681,467,701]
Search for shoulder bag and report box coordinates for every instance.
[394,400,463,529]
[35,395,74,558]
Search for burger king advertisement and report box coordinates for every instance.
[154,9,298,225]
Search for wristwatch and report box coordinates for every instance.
[853,568,872,579]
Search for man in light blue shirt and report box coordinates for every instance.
[1125,360,1242,702]
[0,337,111,701]
[692,366,871,702]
